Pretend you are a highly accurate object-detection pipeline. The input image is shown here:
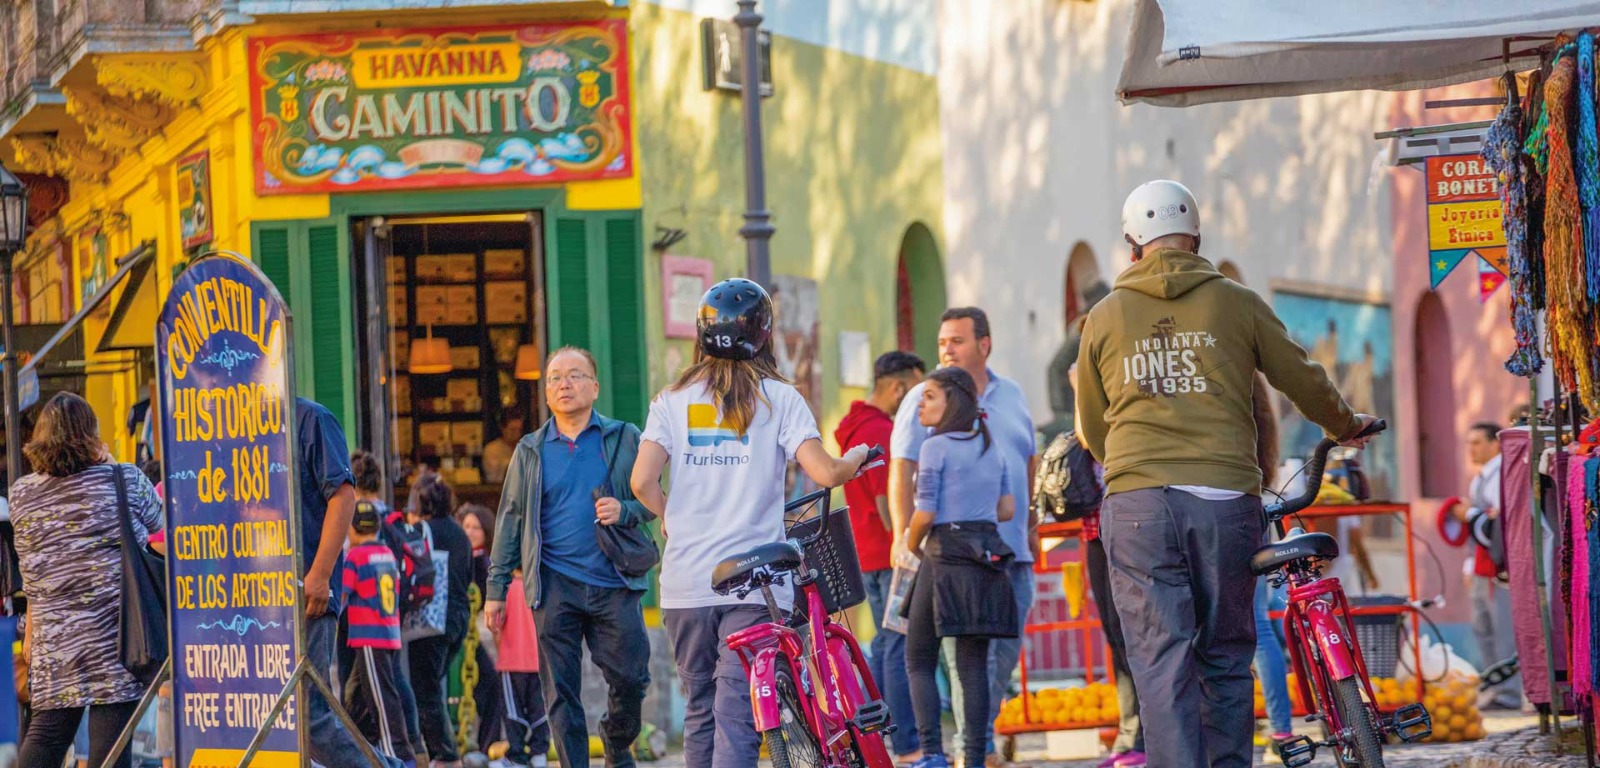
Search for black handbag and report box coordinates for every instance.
[114,465,168,684]
[593,431,660,579]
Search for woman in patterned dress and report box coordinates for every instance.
[11,393,163,768]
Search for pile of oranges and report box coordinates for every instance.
[1249,673,1485,743]
[1414,672,1487,743]
[994,682,1120,730]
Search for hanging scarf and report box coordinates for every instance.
[1525,67,1551,310]
[1570,456,1592,699]
[1543,57,1597,409]
[1487,72,1545,376]
[1587,456,1600,689]
[1579,34,1600,303]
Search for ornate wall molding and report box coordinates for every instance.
[63,87,174,152]
[95,56,208,108]
[16,174,69,231]
[10,135,115,184]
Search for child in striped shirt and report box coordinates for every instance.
[342,501,414,766]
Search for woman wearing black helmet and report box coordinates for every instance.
[631,278,870,768]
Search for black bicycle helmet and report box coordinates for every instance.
[698,278,773,361]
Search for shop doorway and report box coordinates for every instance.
[353,214,546,508]
[1414,291,1459,497]
[895,222,946,364]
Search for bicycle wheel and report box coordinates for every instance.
[764,662,826,768]
[1329,676,1384,768]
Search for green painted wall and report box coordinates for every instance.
[629,3,946,434]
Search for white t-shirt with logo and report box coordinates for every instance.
[642,378,821,609]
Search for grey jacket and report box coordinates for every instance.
[486,413,654,609]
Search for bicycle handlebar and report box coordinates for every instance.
[1264,418,1387,524]
[782,445,884,547]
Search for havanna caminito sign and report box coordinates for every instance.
[249,20,631,195]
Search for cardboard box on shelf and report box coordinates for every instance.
[387,290,409,324]
[445,286,479,325]
[393,376,411,414]
[452,422,485,454]
[484,281,527,324]
[418,422,451,453]
[449,346,480,370]
[387,258,407,284]
[445,254,477,282]
[392,331,410,360]
[415,255,449,281]
[396,418,413,453]
[446,378,480,403]
[416,286,450,325]
[484,249,526,278]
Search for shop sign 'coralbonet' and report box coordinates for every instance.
[249,20,632,195]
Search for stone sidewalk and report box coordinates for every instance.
[644,709,1595,767]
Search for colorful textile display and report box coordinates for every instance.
[1578,34,1600,304]
[1571,454,1592,700]
[1541,57,1597,409]
[1501,428,1570,706]
[1486,72,1544,376]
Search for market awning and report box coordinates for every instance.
[1117,0,1600,107]
[19,240,154,381]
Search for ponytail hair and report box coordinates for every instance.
[926,367,991,453]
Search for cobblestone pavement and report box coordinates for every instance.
[646,709,1592,767]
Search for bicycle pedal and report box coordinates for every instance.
[851,699,892,734]
[1275,735,1316,768]
[1392,703,1432,742]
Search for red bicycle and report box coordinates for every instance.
[1254,419,1431,767]
[710,447,895,768]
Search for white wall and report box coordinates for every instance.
[936,0,1395,422]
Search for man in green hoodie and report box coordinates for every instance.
[1075,180,1377,768]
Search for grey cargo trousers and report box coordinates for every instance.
[1102,487,1265,768]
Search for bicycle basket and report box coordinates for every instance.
[1349,594,1407,679]
[787,503,867,614]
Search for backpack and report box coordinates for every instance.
[383,510,436,613]
[1032,430,1104,523]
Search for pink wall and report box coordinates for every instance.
[1388,83,1526,623]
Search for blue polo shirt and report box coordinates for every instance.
[297,398,355,612]
[891,370,1037,562]
[540,413,626,588]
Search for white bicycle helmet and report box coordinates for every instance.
[1121,180,1201,246]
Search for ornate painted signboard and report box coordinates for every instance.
[249,20,632,194]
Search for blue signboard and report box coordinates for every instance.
[156,254,303,767]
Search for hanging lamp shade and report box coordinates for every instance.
[408,326,452,375]
[513,343,542,380]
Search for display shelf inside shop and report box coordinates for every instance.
[1002,503,1423,740]
[386,220,542,490]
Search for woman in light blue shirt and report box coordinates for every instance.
[902,367,1017,768]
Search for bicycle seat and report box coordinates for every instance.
[711,541,803,595]
[1250,531,1339,575]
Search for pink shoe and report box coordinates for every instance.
[1096,755,1121,768]
[1112,752,1146,767]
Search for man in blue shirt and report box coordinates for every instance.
[891,309,1038,767]
[297,397,402,768]
[486,348,654,768]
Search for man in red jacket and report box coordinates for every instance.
[836,350,925,761]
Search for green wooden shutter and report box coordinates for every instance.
[250,219,355,440]
[550,217,591,351]
[305,223,352,432]
[255,228,292,306]
[602,215,646,426]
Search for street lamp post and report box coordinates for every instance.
[0,165,28,492]
[734,0,774,287]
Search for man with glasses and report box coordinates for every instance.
[486,347,654,768]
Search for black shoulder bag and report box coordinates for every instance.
[115,465,168,684]
[594,431,661,579]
